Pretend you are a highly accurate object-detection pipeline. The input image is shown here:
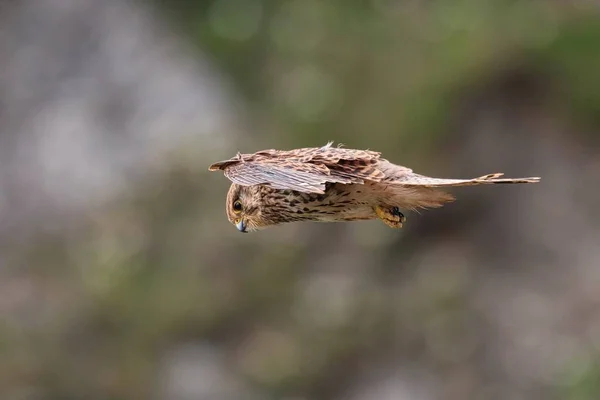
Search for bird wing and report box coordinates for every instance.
[394,172,541,187]
[208,143,390,193]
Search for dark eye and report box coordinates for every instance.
[233,200,242,212]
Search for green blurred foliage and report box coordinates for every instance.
[561,357,600,400]
[156,0,600,156]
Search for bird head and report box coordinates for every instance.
[225,184,267,233]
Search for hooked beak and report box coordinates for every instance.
[236,219,247,233]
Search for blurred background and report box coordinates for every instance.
[0,0,599,399]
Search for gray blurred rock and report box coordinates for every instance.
[343,365,437,400]
[158,342,261,400]
[0,0,241,237]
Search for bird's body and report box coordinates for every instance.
[209,142,540,232]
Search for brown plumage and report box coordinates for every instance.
[208,142,540,232]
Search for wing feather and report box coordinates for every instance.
[219,159,366,193]
[223,162,336,193]
[208,143,387,193]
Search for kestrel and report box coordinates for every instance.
[209,142,540,233]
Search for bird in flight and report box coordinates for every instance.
[209,142,540,233]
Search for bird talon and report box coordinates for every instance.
[375,205,405,228]
[391,207,406,222]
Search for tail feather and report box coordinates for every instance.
[389,186,456,211]
[397,172,541,187]
[387,172,540,211]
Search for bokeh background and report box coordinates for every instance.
[1,0,599,399]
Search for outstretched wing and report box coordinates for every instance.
[394,172,541,187]
[208,143,388,193]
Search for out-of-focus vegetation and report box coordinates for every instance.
[158,0,600,151]
[1,1,599,399]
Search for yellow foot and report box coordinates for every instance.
[374,205,406,228]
